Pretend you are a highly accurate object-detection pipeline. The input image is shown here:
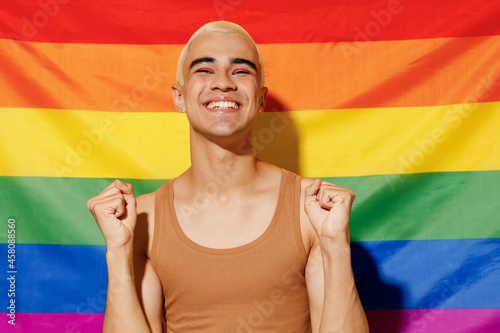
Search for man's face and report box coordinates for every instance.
[173,32,267,140]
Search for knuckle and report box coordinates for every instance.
[93,201,106,211]
[87,197,98,211]
[108,187,121,195]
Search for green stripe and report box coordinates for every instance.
[327,171,500,241]
[0,177,166,246]
[1,171,499,245]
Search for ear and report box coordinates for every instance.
[171,84,185,112]
[259,86,268,111]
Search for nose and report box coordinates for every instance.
[210,71,237,91]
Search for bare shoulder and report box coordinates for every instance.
[256,160,284,181]
[137,191,156,215]
[299,177,319,252]
[300,177,316,188]
[135,191,157,258]
[254,161,287,192]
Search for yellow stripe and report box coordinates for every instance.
[1,103,499,179]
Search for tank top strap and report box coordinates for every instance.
[151,180,172,269]
[279,168,308,265]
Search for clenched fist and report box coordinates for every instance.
[304,179,355,246]
[87,180,137,249]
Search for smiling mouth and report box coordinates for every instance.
[204,101,241,111]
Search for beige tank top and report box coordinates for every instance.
[151,169,311,332]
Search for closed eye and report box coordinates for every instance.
[195,68,214,74]
[232,67,253,75]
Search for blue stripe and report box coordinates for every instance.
[0,239,499,313]
[1,244,107,313]
[352,239,500,310]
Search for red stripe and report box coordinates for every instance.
[2,0,500,44]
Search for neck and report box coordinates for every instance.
[184,128,260,193]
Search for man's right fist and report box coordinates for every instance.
[87,180,137,249]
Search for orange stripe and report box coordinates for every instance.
[1,36,499,112]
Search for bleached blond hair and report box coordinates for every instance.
[176,21,265,87]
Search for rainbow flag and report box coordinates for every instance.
[1,0,499,331]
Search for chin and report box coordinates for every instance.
[201,125,250,140]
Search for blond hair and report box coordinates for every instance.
[176,21,265,86]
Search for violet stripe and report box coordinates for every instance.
[1,310,499,332]
[366,309,500,333]
[0,313,104,333]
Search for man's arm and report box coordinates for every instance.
[302,178,369,333]
[87,180,163,332]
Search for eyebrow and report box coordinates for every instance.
[189,57,257,71]
[189,57,215,69]
[229,57,257,71]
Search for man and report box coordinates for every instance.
[87,21,369,332]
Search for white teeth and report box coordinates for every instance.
[206,101,239,109]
